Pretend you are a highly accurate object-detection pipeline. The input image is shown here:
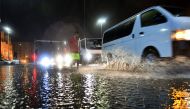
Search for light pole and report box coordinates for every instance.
[97,18,106,37]
[83,0,86,38]
[3,26,12,60]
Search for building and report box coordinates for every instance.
[13,42,34,64]
[0,31,13,61]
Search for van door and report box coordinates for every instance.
[135,9,171,57]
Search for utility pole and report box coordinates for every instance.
[83,0,86,38]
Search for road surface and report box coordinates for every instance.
[0,64,190,108]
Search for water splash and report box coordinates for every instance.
[80,48,190,79]
[103,48,151,72]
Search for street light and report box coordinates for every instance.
[3,26,13,60]
[97,17,106,37]
[3,26,12,34]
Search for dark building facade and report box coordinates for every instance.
[13,42,34,64]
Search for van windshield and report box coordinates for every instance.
[86,39,102,50]
[163,6,190,17]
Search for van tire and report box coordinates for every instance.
[142,48,159,62]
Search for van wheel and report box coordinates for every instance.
[142,49,159,63]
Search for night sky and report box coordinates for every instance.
[1,0,190,42]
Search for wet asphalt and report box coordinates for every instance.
[0,64,190,109]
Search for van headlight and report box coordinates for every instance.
[56,54,64,69]
[40,56,51,67]
[56,54,64,64]
[64,54,73,67]
[172,30,190,41]
[85,52,92,61]
[50,58,55,66]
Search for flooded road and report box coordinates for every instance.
[0,65,190,108]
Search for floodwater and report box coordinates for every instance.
[0,65,190,108]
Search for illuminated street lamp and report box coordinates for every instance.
[97,17,106,37]
[3,26,13,60]
[3,26,12,34]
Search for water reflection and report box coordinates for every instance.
[3,66,14,104]
[0,66,17,108]
[0,66,8,93]
[82,74,96,108]
[170,88,190,108]
[169,81,190,109]
[41,70,51,107]
[55,72,75,108]
[57,72,63,88]
[26,66,40,108]
[55,72,65,106]
[94,77,109,108]
[1,65,190,108]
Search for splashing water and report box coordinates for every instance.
[103,48,151,72]
[79,48,190,79]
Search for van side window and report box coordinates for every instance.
[103,28,117,43]
[141,9,167,27]
[117,17,136,39]
[103,17,136,43]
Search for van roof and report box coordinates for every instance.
[103,6,161,34]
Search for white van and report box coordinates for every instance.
[79,38,102,64]
[102,6,190,62]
